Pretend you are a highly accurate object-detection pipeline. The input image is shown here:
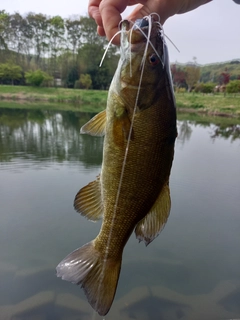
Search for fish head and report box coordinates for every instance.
[114,14,173,111]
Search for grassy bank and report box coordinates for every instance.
[0,85,107,106]
[176,92,240,117]
[0,85,240,117]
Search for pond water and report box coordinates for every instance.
[0,107,240,320]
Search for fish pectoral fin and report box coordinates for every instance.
[135,182,171,246]
[56,241,122,316]
[80,109,106,136]
[114,103,133,141]
[74,175,103,221]
[122,113,134,140]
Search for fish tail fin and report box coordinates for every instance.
[56,241,122,316]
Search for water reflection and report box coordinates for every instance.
[0,109,103,168]
[0,107,240,320]
[210,124,240,141]
[177,121,192,144]
[1,109,240,168]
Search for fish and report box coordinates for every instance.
[56,14,177,316]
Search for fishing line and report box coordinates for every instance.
[164,34,180,53]
[128,26,134,77]
[94,16,160,315]
[103,18,153,275]
[93,21,132,315]
[102,12,150,281]
[99,30,122,67]
[91,311,97,320]
[91,310,106,320]
[128,16,163,67]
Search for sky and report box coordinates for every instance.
[1,0,240,65]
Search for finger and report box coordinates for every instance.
[97,25,106,37]
[88,0,103,27]
[126,1,169,25]
[127,4,148,22]
[99,0,128,43]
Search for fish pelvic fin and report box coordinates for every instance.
[135,182,171,246]
[56,241,122,316]
[74,175,103,221]
[80,109,106,136]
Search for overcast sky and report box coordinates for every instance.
[1,0,240,65]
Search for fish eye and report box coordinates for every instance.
[148,54,159,66]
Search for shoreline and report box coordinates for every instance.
[0,86,240,118]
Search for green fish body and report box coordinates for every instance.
[56,15,177,316]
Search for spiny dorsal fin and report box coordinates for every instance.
[74,175,103,221]
[135,182,171,246]
[80,110,106,136]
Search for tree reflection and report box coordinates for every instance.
[210,124,240,142]
[0,108,103,167]
[177,120,192,144]
[0,109,239,167]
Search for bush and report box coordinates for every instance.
[194,82,215,93]
[25,69,53,87]
[226,80,240,94]
[176,87,186,94]
[75,74,92,89]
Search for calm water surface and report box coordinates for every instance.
[0,108,240,320]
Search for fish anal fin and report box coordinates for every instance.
[74,175,103,221]
[80,110,106,136]
[56,241,122,316]
[135,182,171,246]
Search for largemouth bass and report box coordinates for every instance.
[56,14,177,316]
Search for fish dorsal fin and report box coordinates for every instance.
[74,175,103,221]
[135,182,171,246]
[80,110,106,136]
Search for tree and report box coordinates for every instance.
[79,16,106,46]
[0,63,22,84]
[76,73,92,89]
[25,13,49,68]
[0,13,119,88]
[78,43,109,89]
[171,64,186,88]
[9,13,25,53]
[0,63,6,83]
[48,15,65,76]
[65,16,82,58]
[185,63,201,92]
[25,69,53,86]
[7,64,23,85]
[0,10,10,49]
[65,64,79,88]
[219,69,230,85]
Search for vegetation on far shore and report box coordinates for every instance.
[1,11,240,92]
[1,10,240,120]
[0,85,240,118]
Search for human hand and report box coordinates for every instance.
[88,0,212,45]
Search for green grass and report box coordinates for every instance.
[175,92,240,117]
[0,85,240,118]
[0,85,108,106]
